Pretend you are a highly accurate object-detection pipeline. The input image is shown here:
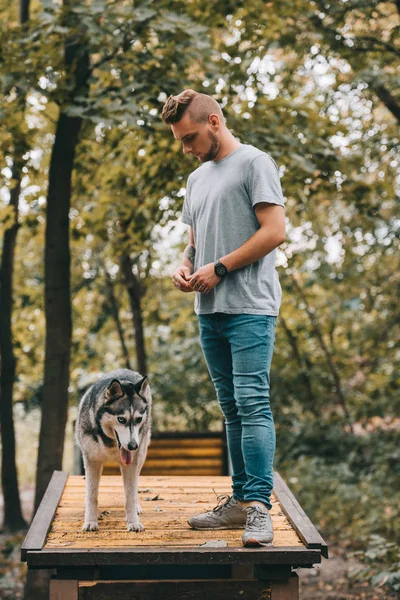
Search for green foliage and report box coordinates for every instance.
[277,429,400,593]
[351,535,400,592]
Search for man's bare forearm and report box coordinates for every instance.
[220,229,284,272]
[180,244,195,273]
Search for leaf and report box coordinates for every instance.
[199,540,228,547]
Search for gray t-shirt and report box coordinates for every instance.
[181,143,285,316]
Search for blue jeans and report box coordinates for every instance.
[198,313,277,509]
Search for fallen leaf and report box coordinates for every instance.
[199,540,228,548]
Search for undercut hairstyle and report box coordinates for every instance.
[161,89,224,125]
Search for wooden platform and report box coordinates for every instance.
[21,471,328,599]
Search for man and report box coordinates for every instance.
[161,89,285,547]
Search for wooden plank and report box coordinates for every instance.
[273,472,328,559]
[142,459,222,467]
[53,500,241,508]
[63,477,236,489]
[47,515,292,529]
[61,483,237,493]
[50,579,78,600]
[57,492,244,501]
[44,533,302,549]
[146,448,224,457]
[151,432,224,440]
[21,471,69,561]
[78,579,272,600]
[65,475,233,486]
[26,546,322,568]
[150,439,224,447]
[271,573,299,599]
[106,467,224,476]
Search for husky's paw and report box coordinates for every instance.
[82,520,99,532]
[137,503,143,514]
[127,521,145,532]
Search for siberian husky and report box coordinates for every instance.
[75,369,151,532]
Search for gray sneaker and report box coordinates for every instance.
[188,494,246,530]
[242,505,274,547]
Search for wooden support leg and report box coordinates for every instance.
[50,579,78,600]
[231,564,254,579]
[271,573,299,600]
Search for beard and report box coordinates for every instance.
[200,130,220,163]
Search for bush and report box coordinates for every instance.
[276,428,400,593]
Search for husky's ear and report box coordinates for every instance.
[105,379,124,404]
[134,376,149,401]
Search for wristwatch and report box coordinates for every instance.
[214,260,228,278]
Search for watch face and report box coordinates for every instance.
[215,262,227,277]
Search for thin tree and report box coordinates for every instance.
[0,0,31,533]
[120,253,147,375]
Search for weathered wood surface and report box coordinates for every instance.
[21,470,68,560]
[78,579,273,600]
[44,476,302,550]
[272,574,299,599]
[24,547,322,568]
[50,579,78,600]
[273,473,328,559]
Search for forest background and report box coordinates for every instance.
[0,0,399,598]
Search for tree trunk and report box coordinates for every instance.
[0,158,27,531]
[33,111,83,512]
[33,0,89,511]
[120,254,147,375]
[105,272,132,370]
[0,0,31,533]
[20,0,30,23]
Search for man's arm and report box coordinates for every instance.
[218,203,285,272]
[187,203,285,293]
[181,227,196,273]
[172,227,196,292]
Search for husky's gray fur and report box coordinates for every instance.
[75,369,151,532]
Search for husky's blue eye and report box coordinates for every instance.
[117,417,126,424]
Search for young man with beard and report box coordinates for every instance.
[161,89,286,547]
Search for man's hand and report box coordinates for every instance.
[172,265,194,293]
[188,263,221,293]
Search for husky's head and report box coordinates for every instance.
[98,376,149,466]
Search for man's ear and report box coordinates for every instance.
[105,379,123,404]
[134,376,149,401]
[208,114,220,128]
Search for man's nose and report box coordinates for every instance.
[128,441,138,451]
[182,144,191,155]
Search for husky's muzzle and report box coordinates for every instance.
[114,429,134,466]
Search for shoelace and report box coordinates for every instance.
[212,493,233,513]
[244,505,271,529]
